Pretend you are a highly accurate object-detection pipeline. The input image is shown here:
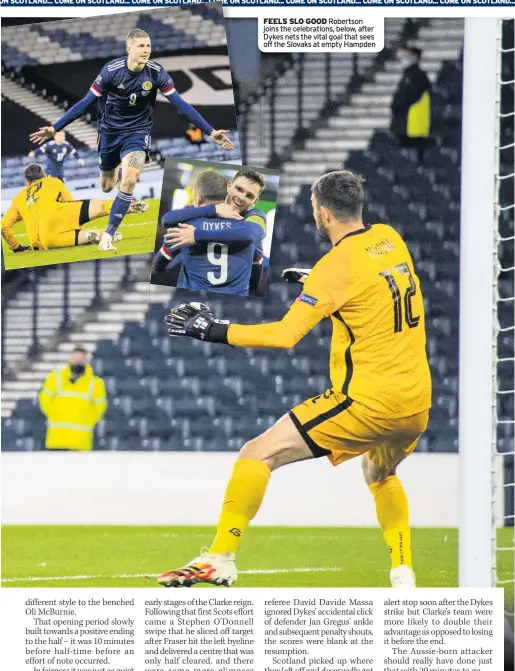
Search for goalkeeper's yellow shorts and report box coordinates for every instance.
[39,201,84,250]
[289,388,429,470]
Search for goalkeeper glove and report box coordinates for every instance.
[12,244,30,253]
[281,267,311,284]
[165,302,230,343]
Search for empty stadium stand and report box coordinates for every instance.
[240,18,408,169]
[278,19,464,201]
[1,18,513,473]
[1,6,226,69]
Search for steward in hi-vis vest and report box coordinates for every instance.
[39,349,107,451]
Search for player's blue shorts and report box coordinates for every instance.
[97,132,151,172]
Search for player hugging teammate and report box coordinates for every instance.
[154,168,267,296]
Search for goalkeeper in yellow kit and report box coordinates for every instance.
[1,163,147,253]
[159,170,432,589]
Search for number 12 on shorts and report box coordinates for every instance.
[380,262,420,333]
[207,242,228,285]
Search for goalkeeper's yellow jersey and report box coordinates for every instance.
[1,176,73,249]
[228,223,432,418]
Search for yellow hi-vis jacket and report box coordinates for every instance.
[39,364,107,451]
[407,90,431,138]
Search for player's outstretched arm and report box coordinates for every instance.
[208,129,234,151]
[30,91,97,144]
[165,290,333,349]
[166,256,343,348]
[165,221,263,250]
[29,127,56,146]
[164,89,234,151]
[165,90,213,135]
[164,300,320,348]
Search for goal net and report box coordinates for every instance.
[494,17,514,629]
[459,18,514,646]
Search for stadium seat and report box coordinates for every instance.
[3,22,513,462]
[1,6,227,68]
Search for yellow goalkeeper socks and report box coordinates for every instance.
[369,475,412,569]
[209,459,271,554]
[104,200,114,215]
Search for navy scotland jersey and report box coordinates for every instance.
[36,141,77,179]
[177,213,266,296]
[90,57,175,136]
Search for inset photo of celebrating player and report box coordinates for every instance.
[151,158,279,297]
[1,5,240,270]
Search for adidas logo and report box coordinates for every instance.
[117,84,125,89]
[114,214,123,218]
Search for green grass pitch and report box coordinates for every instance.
[2,199,159,270]
[3,527,512,609]
[2,525,458,588]
[3,526,512,606]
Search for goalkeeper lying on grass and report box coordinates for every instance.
[1,164,147,253]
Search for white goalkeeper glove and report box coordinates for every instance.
[281,268,311,284]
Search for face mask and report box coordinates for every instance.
[70,364,86,376]
[400,58,412,69]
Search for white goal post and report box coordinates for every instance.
[459,18,500,588]
[460,15,515,629]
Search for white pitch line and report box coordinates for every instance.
[157,533,362,542]
[124,221,156,227]
[1,567,343,584]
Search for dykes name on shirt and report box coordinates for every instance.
[201,220,234,231]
